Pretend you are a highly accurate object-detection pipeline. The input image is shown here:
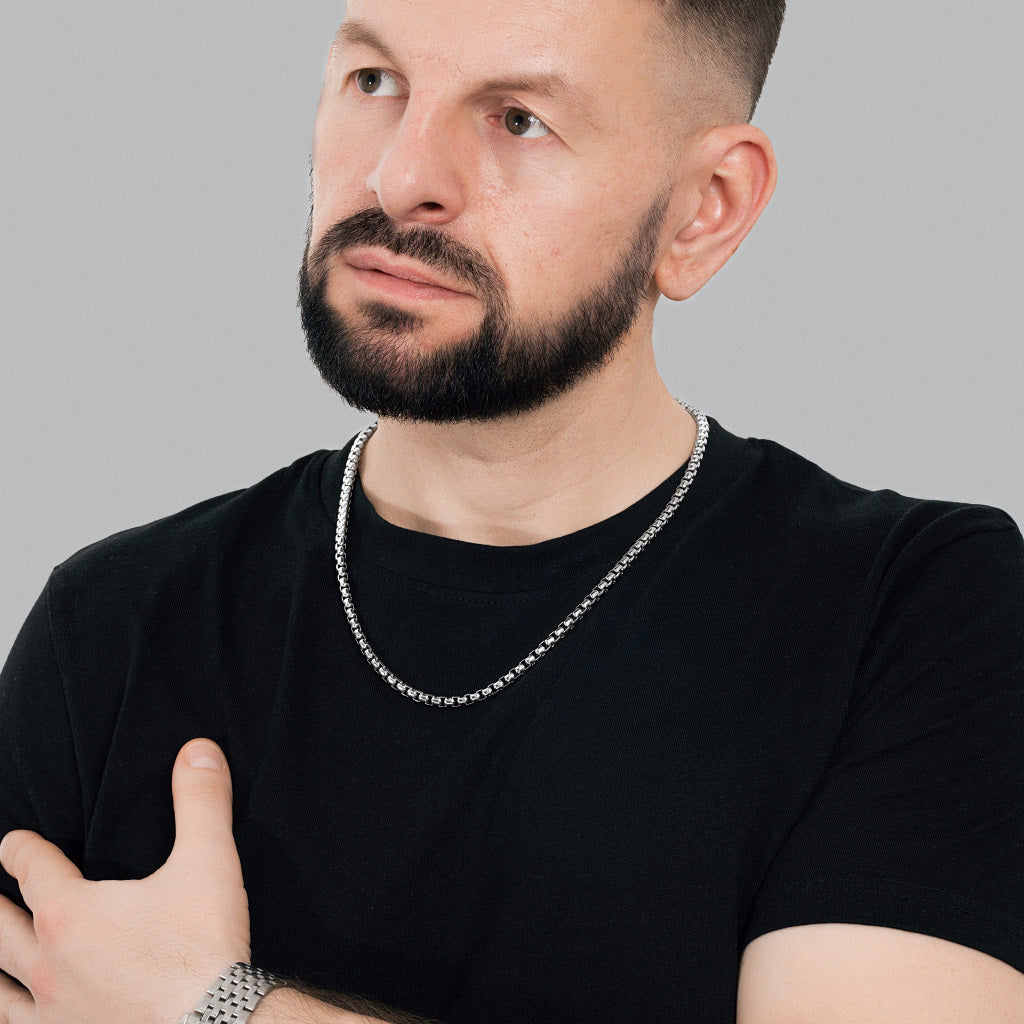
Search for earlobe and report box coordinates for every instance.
[655,125,777,302]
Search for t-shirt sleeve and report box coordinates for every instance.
[0,579,84,909]
[743,509,1024,973]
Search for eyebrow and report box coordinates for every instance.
[332,21,400,67]
[331,19,594,127]
[474,73,573,104]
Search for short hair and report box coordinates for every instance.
[653,0,786,119]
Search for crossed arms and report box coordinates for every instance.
[1,739,1023,1024]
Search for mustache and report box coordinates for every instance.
[307,208,504,299]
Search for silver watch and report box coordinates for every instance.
[177,962,281,1024]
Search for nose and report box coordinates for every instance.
[365,100,468,226]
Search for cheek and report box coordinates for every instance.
[310,109,382,233]
[497,198,635,308]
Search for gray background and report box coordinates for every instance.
[2,3,1021,657]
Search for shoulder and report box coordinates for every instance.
[46,449,339,626]
[698,421,1024,690]
[714,421,1022,584]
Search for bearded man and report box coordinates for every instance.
[2,1,1023,1022]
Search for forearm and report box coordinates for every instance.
[253,985,441,1024]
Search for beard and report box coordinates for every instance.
[298,196,668,423]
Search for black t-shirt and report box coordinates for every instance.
[2,418,1023,1023]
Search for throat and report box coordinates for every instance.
[355,393,701,547]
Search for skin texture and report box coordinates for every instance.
[737,924,1024,1023]
[310,0,776,546]
[0,1,1021,1022]
[0,742,252,1024]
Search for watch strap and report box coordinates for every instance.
[177,962,281,1024]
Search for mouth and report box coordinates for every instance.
[342,248,475,302]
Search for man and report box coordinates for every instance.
[1,0,1023,1022]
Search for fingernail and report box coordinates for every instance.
[185,740,225,770]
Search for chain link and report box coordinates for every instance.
[335,404,709,707]
[178,964,280,1024]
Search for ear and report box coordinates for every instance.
[654,124,777,302]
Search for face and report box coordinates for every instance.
[302,0,686,422]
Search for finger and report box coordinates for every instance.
[0,897,36,989]
[168,739,240,878]
[0,970,34,1024]
[0,832,82,911]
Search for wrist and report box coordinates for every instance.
[178,963,282,1024]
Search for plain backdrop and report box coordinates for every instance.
[2,2,1022,657]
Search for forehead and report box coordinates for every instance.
[337,0,663,90]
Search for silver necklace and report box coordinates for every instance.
[334,404,709,707]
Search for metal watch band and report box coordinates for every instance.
[177,962,281,1024]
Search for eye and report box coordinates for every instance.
[354,68,402,97]
[503,108,550,139]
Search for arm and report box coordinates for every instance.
[736,517,1024,1020]
[252,992,369,1024]
[0,740,437,1024]
[4,739,1023,1023]
[253,987,436,1024]
[737,923,1024,1023]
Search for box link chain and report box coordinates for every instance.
[334,403,709,707]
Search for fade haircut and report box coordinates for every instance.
[653,0,786,120]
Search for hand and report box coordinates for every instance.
[0,739,250,1024]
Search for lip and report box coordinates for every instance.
[343,248,474,300]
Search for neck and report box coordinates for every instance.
[356,337,697,546]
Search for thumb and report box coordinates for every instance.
[168,739,240,878]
